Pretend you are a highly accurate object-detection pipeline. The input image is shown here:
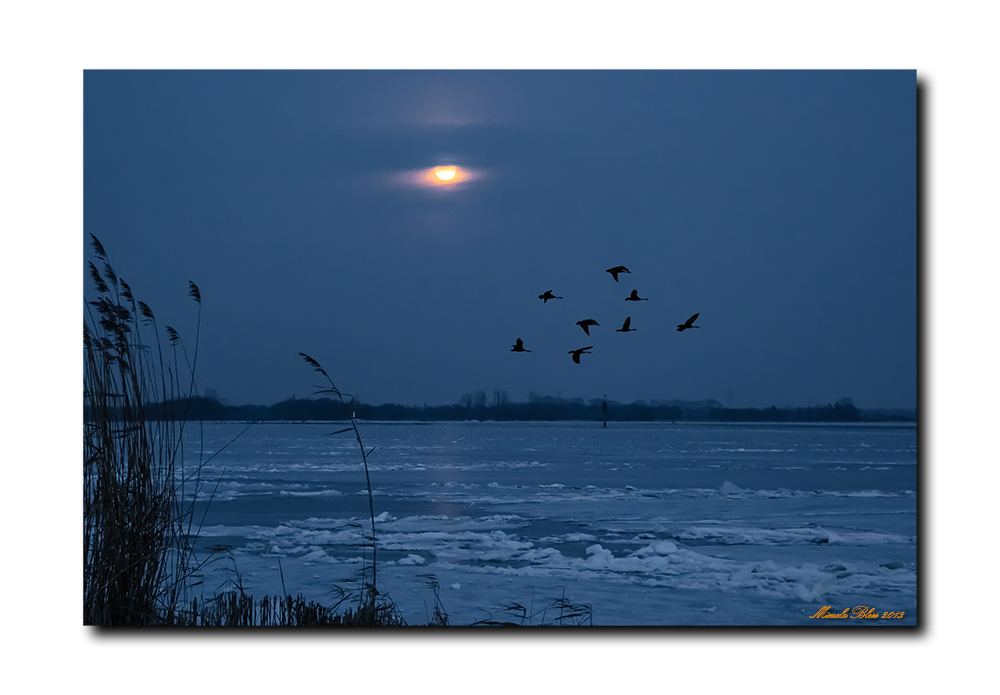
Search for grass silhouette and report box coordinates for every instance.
[84,235,211,624]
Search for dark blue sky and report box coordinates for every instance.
[84,70,916,409]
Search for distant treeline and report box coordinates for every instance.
[120,394,915,423]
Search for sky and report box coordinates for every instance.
[84,70,917,409]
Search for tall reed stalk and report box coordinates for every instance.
[299,353,401,624]
[83,235,204,625]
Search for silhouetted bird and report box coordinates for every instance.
[676,313,700,332]
[576,319,600,335]
[606,266,631,282]
[616,317,636,332]
[569,346,593,363]
[510,338,531,352]
[538,290,563,303]
[625,289,648,302]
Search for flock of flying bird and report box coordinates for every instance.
[510,265,701,363]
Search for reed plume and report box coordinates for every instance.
[83,234,207,625]
[300,352,402,625]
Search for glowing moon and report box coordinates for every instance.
[401,164,477,188]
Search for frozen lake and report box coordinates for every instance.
[181,420,917,626]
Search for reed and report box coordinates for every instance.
[299,352,405,625]
[171,591,402,627]
[421,574,449,626]
[472,589,593,626]
[83,235,207,625]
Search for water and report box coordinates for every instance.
[181,420,917,626]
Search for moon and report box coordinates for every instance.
[434,166,457,181]
[402,164,476,188]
